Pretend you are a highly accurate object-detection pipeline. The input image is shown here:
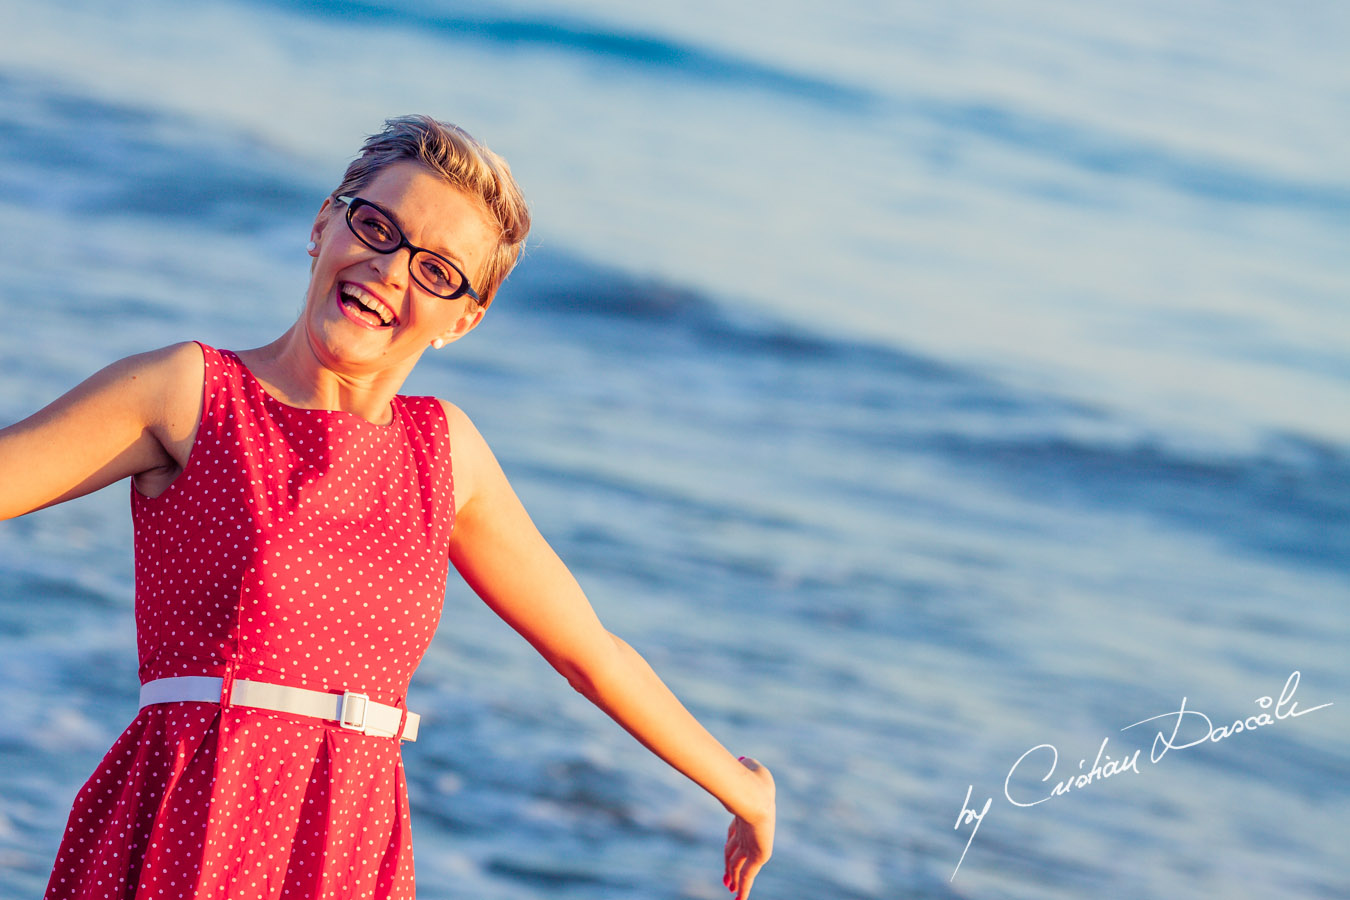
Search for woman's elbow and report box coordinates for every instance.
[552,632,628,701]
[557,661,598,699]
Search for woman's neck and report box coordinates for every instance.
[235,327,420,426]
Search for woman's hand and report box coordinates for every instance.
[723,757,775,899]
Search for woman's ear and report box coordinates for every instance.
[310,196,336,250]
[432,304,487,348]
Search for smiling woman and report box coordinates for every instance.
[0,114,775,900]
[288,158,499,405]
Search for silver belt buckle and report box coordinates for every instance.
[339,690,370,733]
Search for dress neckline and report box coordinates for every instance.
[222,348,400,430]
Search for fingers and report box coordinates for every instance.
[723,820,742,893]
[726,853,747,895]
[724,826,759,896]
[726,850,761,899]
[736,861,761,900]
[723,821,741,892]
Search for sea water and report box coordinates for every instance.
[0,1,1346,898]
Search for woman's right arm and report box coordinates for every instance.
[0,342,204,520]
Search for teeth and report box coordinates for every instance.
[340,284,394,326]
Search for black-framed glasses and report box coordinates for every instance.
[337,195,480,302]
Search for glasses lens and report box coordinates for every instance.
[348,203,400,251]
[412,251,466,298]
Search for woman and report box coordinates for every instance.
[1,115,775,899]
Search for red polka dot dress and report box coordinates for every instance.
[44,343,455,899]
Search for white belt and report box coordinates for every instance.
[139,676,420,742]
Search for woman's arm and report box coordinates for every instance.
[0,342,203,520]
[443,401,775,898]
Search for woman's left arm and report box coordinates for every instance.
[443,401,775,898]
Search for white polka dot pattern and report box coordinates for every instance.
[44,343,453,899]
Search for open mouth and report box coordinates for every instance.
[338,284,396,327]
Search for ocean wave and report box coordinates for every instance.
[0,71,315,227]
[233,3,1350,217]
[497,246,1350,576]
[913,96,1350,217]
[245,0,872,108]
[5,69,1346,579]
[501,244,976,379]
[920,428,1350,573]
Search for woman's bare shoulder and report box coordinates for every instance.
[0,341,206,517]
[21,340,204,431]
[128,340,205,380]
[435,398,502,515]
[96,341,205,401]
[146,338,205,397]
[435,398,486,446]
[103,341,206,443]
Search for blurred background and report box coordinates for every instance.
[0,1,1347,897]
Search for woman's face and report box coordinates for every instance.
[302,160,496,374]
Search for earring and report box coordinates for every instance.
[432,338,446,350]
[306,240,317,253]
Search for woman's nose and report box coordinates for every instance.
[367,249,408,289]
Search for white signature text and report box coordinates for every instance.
[951,670,1331,881]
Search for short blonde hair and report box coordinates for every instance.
[333,115,530,308]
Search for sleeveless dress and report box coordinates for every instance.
[44,342,456,900]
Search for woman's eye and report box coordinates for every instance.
[421,260,453,287]
[359,215,394,242]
